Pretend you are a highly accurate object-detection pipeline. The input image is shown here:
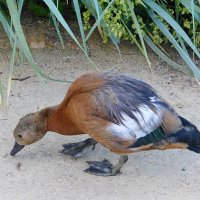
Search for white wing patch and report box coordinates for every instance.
[107,104,163,140]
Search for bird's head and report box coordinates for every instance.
[10,110,48,156]
[177,116,200,153]
[186,126,200,153]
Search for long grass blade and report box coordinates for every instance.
[85,0,115,41]
[0,7,21,64]
[174,1,188,54]
[180,0,200,18]
[145,28,169,55]
[52,0,65,49]
[198,0,200,7]
[43,0,99,70]
[191,0,196,58]
[0,78,4,106]
[15,0,25,64]
[144,34,190,74]
[94,0,100,19]
[6,0,43,78]
[6,0,74,83]
[7,37,17,103]
[96,0,122,58]
[143,0,200,59]
[44,0,80,46]
[110,37,122,60]
[127,0,151,68]
[83,0,120,48]
[0,8,15,47]
[17,0,24,16]
[180,0,200,24]
[51,12,65,49]
[121,19,146,57]
[147,9,200,79]
[191,0,196,56]
[73,0,88,54]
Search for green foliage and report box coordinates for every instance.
[27,0,66,17]
[27,0,49,17]
[0,0,200,106]
[83,0,200,48]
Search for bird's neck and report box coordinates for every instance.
[43,105,81,135]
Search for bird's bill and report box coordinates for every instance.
[10,141,25,156]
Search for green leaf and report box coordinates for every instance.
[50,12,65,49]
[17,0,24,16]
[7,36,17,103]
[144,34,191,74]
[147,9,200,79]
[6,0,74,83]
[0,8,15,47]
[6,0,43,79]
[94,0,100,19]
[83,0,120,47]
[143,0,200,59]
[127,0,151,68]
[180,0,200,18]
[191,0,196,49]
[43,0,98,70]
[73,0,88,54]
[85,0,115,41]
[174,1,188,54]
[180,0,200,24]
[121,19,146,58]
[0,78,4,106]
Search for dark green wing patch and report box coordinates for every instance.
[131,127,166,148]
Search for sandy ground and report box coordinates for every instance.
[1,19,200,200]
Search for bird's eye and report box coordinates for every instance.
[17,135,22,138]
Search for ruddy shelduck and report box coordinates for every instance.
[10,73,200,176]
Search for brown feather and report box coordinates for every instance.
[161,110,183,134]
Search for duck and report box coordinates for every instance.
[10,72,200,176]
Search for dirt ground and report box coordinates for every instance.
[0,18,200,200]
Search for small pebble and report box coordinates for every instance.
[2,153,8,158]
[16,162,22,171]
[176,102,184,108]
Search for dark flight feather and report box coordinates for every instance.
[92,73,173,127]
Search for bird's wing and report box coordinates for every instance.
[106,102,181,140]
[92,74,183,143]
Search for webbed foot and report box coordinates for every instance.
[60,138,97,159]
[84,155,128,176]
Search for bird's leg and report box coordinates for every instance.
[84,155,128,176]
[60,138,97,159]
